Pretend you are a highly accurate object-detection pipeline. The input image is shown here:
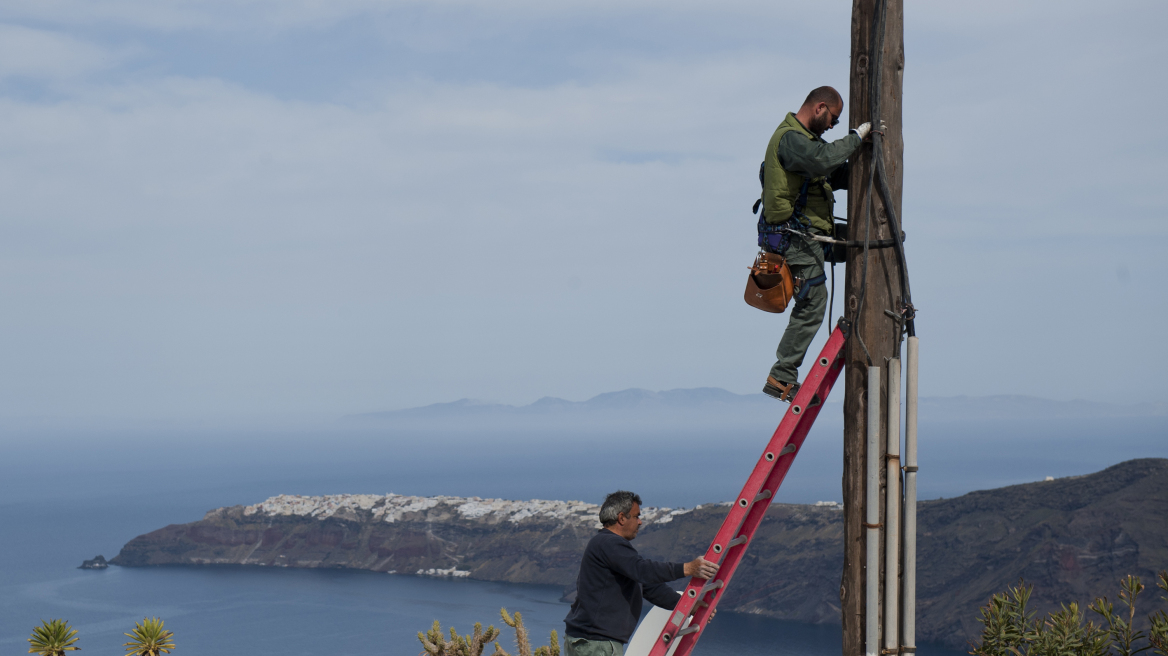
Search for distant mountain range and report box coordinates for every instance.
[342,388,1166,431]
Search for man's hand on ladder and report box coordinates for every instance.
[683,557,719,579]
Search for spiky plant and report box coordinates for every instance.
[123,617,175,656]
[28,619,80,656]
[496,608,558,656]
[419,620,454,656]
[419,620,500,656]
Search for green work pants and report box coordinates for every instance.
[768,234,828,385]
[565,637,624,656]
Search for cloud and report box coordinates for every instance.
[0,24,124,80]
[0,0,1165,421]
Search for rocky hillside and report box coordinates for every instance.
[112,458,1168,649]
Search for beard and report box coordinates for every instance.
[809,112,832,135]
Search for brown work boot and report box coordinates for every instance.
[763,376,800,402]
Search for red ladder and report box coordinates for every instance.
[647,324,848,656]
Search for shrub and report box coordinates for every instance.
[969,571,1168,656]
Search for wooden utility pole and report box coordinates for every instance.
[842,0,904,654]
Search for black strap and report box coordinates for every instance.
[788,176,812,227]
[795,273,827,300]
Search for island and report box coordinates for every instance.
[112,458,1168,650]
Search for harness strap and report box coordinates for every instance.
[795,273,827,300]
[755,163,816,255]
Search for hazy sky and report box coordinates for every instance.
[1,0,1165,422]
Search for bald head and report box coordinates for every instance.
[802,86,843,109]
[795,86,844,136]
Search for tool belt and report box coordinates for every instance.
[744,251,796,314]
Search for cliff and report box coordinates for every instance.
[112,458,1168,649]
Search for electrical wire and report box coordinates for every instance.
[850,0,917,360]
[828,261,835,336]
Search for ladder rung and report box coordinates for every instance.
[698,579,724,597]
[647,325,849,656]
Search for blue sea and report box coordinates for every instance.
[3,410,1162,655]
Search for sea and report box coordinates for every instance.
[3,408,1163,655]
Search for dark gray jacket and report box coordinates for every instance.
[563,530,685,644]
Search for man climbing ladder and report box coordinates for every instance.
[758,86,872,402]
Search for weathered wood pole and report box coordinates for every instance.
[842,0,905,654]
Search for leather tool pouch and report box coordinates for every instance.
[744,251,796,314]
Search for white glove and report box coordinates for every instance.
[853,120,886,140]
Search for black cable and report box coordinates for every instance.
[850,0,916,361]
[868,0,915,338]
[852,159,876,366]
[872,136,915,336]
[828,261,835,336]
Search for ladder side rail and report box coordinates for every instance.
[648,424,801,648]
[667,341,846,656]
[663,326,848,619]
[645,327,847,656]
[672,325,846,612]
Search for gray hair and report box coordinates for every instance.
[599,490,642,527]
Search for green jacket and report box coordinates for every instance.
[762,113,854,235]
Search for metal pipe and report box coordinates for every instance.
[902,337,919,653]
[866,366,881,656]
[884,359,901,654]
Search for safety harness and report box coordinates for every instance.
[752,163,827,298]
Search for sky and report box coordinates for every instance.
[0,0,1165,424]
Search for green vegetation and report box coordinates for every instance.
[28,617,179,656]
[123,617,176,656]
[419,620,501,656]
[27,619,80,656]
[970,572,1168,656]
[498,608,558,656]
[417,608,559,656]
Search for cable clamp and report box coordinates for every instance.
[885,454,901,462]
[903,466,919,473]
[863,522,882,529]
[900,301,917,322]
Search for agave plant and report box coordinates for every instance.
[123,617,175,656]
[28,619,80,656]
